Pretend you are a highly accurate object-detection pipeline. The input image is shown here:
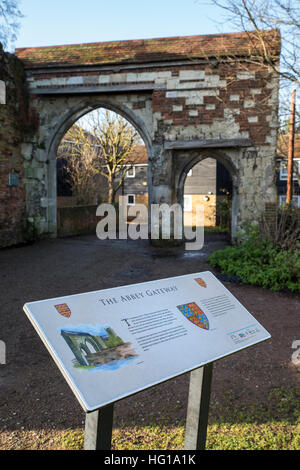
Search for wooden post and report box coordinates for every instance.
[184,363,213,450]
[287,89,296,204]
[84,403,114,450]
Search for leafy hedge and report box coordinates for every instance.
[208,221,300,293]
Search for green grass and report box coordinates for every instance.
[206,423,300,450]
[57,387,300,450]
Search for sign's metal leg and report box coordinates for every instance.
[184,363,213,450]
[84,403,114,450]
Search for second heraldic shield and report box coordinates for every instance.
[177,302,210,330]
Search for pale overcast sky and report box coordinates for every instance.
[15,0,232,50]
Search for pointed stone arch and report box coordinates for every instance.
[43,96,153,236]
[173,148,239,238]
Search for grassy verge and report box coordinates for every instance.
[56,387,300,451]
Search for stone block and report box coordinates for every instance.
[177,82,203,90]
[66,76,84,85]
[33,167,45,180]
[111,73,127,83]
[251,88,262,95]
[244,100,255,108]
[99,75,110,84]
[83,75,99,85]
[35,148,48,163]
[0,80,6,104]
[166,91,178,98]
[179,70,205,80]
[21,143,33,161]
[247,116,258,123]
[237,71,255,80]
[166,78,180,89]
[173,105,183,112]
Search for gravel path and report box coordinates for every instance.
[0,235,299,449]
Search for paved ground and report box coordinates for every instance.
[0,234,299,448]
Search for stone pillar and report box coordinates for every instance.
[238,148,277,228]
[148,146,183,247]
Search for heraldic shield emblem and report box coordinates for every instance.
[54,303,71,318]
[195,278,207,288]
[177,302,209,330]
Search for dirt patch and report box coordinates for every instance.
[0,235,299,449]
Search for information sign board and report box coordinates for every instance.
[24,271,270,412]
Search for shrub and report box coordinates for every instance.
[208,208,300,292]
[259,204,300,251]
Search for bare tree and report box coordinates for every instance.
[0,0,23,50]
[57,124,99,205]
[210,0,300,127]
[87,109,139,204]
[57,109,140,205]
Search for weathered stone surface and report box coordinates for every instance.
[0,80,5,104]
[0,33,281,246]
[0,46,28,247]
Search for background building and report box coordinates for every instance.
[276,134,300,207]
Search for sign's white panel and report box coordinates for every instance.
[24,271,270,412]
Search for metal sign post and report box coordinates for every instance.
[83,363,213,451]
[184,363,213,450]
[84,404,114,450]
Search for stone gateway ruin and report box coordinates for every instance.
[60,326,138,368]
[0,30,281,246]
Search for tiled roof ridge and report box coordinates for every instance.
[15,29,279,53]
[15,29,281,69]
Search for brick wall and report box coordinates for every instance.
[0,45,28,247]
[57,205,98,237]
[25,62,276,147]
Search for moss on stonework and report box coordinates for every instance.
[0,46,36,138]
